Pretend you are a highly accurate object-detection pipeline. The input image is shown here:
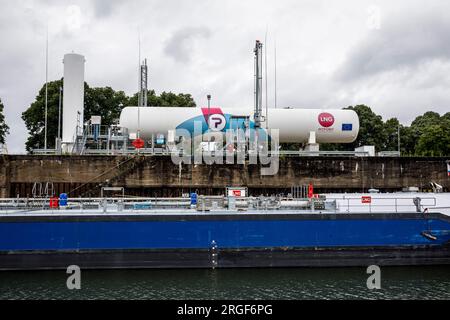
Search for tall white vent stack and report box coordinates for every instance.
[62,53,85,153]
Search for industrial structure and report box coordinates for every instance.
[8,40,447,198]
[37,41,360,157]
[1,41,449,271]
[61,53,85,153]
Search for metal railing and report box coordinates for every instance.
[0,197,192,214]
[29,147,374,157]
[0,195,439,215]
[326,196,437,213]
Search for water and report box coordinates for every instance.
[0,266,449,300]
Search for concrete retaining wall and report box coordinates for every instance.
[1,155,448,197]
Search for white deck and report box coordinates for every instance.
[328,192,450,216]
[0,192,449,217]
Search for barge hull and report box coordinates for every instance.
[1,246,450,270]
[1,211,450,270]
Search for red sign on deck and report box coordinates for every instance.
[361,196,372,204]
[132,138,145,149]
[232,190,242,197]
[308,184,314,199]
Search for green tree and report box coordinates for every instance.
[22,81,197,151]
[442,112,450,123]
[410,111,441,130]
[383,118,401,151]
[127,90,196,107]
[22,81,129,151]
[344,105,388,151]
[22,80,63,151]
[398,126,416,156]
[407,111,450,156]
[415,124,450,156]
[84,86,129,126]
[0,98,9,144]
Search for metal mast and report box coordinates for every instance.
[137,30,141,140]
[253,40,263,128]
[139,59,148,107]
[274,38,277,109]
[264,30,268,129]
[44,27,48,150]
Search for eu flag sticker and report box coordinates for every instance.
[342,123,353,131]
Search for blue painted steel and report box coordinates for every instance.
[190,193,198,205]
[0,216,450,251]
[59,193,68,206]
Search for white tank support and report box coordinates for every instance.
[304,131,320,155]
[62,53,85,152]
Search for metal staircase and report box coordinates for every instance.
[71,155,148,197]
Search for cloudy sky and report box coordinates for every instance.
[1,0,449,153]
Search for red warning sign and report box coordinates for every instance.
[132,138,145,149]
[361,196,372,204]
[232,190,242,197]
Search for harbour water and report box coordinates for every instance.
[0,266,449,300]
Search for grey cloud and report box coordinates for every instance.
[2,0,450,154]
[164,27,212,63]
[335,10,450,82]
[92,0,123,18]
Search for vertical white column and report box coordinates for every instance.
[62,53,85,152]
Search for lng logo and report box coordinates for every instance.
[318,112,335,128]
[201,107,226,131]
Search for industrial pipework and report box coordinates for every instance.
[254,40,264,129]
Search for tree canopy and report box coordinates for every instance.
[0,98,9,144]
[321,105,450,156]
[344,105,388,151]
[127,90,196,107]
[22,80,196,151]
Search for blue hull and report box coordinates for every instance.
[1,212,450,269]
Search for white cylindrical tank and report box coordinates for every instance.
[62,53,85,149]
[119,107,359,143]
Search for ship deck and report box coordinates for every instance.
[0,192,449,217]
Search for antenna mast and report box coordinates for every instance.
[139,59,148,107]
[274,38,277,109]
[264,29,268,129]
[253,40,263,129]
[44,26,48,150]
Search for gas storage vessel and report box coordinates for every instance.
[119,107,359,143]
[0,192,449,270]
